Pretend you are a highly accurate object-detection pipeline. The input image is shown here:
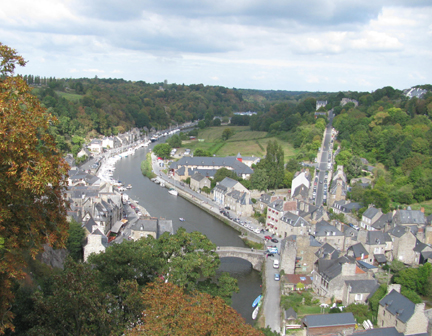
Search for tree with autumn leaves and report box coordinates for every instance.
[0,44,69,332]
[128,281,263,336]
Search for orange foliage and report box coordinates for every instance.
[0,43,69,333]
[128,281,264,336]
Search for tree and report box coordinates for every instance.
[368,284,387,319]
[213,168,239,185]
[0,43,69,332]
[250,169,269,191]
[28,260,121,336]
[127,281,263,336]
[167,134,182,148]
[264,140,284,189]
[344,304,372,324]
[152,143,171,159]
[222,128,234,140]
[194,148,212,157]
[66,219,86,261]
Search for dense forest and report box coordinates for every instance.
[24,75,328,154]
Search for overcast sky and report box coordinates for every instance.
[1,0,431,92]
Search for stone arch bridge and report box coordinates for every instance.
[216,246,266,271]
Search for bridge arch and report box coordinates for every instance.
[215,246,265,271]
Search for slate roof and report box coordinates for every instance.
[374,254,387,263]
[170,156,253,176]
[353,327,403,336]
[379,289,416,323]
[316,256,355,280]
[363,207,380,219]
[268,199,284,212]
[284,307,297,320]
[366,231,391,245]
[345,279,379,295]
[347,242,368,258]
[259,193,272,205]
[191,172,206,182]
[302,312,356,328]
[413,239,432,253]
[130,218,158,233]
[219,177,240,189]
[315,243,339,259]
[158,219,173,237]
[333,200,362,213]
[315,220,343,237]
[372,213,392,230]
[393,209,425,225]
[281,212,309,228]
[388,225,409,238]
[310,236,322,247]
[292,184,309,199]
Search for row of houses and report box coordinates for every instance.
[82,128,142,155]
[66,164,172,262]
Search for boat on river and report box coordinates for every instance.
[252,294,262,308]
[168,188,178,196]
[252,306,259,320]
[179,218,185,222]
[126,184,132,189]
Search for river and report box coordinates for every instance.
[111,142,262,325]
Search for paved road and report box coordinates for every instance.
[262,244,281,333]
[315,111,334,207]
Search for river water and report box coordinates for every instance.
[111,143,262,325]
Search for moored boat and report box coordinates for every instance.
[179,218,185,222]
[252,294,262,308]
[252,306,259,320]
[168,188,178,196]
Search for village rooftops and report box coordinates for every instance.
[363,206,380,219]
[170,156,253,176]
[366,231,392,245]
[316,255,356,280]
[315,220,343,237]
[353,327,403,336]
[392,209,426,225]
[345,279,379,295]
[347,242,368,259]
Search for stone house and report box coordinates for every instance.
[313,220,344,251]
[378,284,428,335]
[388,226,419,265]
[276,212,310,238]
[83,227,108,262]
[362,231,393,264]
[88,139,103,153]
[302,312,356,336]
[331,200,362,215]
[413,239,432,264]
[77,147,92,159]
[315,100,328,111]
[342,279,379,306]
[283,274,313,292]
[282,235,321,275]
[291,171,310,198]
[190,172,211,192]
[235,153,260,167]
[328,178,347,207]
[265,199,295,235]
[213,177,252,216]
[130,218,158,241]
[346,242,369,261]
[361,206,383,230]
[312,255,371,301]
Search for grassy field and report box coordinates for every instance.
[182,127,297,162]
[408,199,432,216]
[55,91,83,102]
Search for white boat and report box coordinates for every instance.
[252,306,259,320]
[179,218,185,222]
[160,182,165,188]
[168,188,178,196]
[126,184,132,189]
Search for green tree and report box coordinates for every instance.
[213,167,239,184]
[250,169,269,191]
[194,148,212,157]
[66,219,86,261]
[0,43,70,333]
[368,284,387,320]
[222,128,234,140]
[344,304,372,324]
[153,143,171,159]
[264,140,284,189]
[167,134,182,148]
[29,260,121,336]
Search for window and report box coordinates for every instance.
[355,294,363,301]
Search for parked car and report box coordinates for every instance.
[267,253,275,257]
[273,260,279,268]
[264,235,272,240]
[274,273,280,281]
[271,238,279,243]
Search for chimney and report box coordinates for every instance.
[421,207,425,213]
[387,284,401,294]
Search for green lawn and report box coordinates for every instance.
[409,199,432,216]
[296,305,327,316]
[186,127,297,162]
[55,91,83,102]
